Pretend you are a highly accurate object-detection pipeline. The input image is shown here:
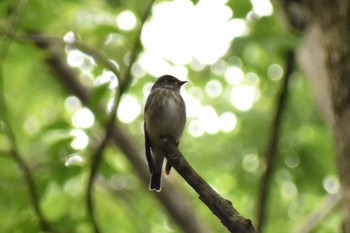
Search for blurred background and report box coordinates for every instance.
[0,0,338,232]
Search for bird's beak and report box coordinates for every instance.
[179,81,188,87]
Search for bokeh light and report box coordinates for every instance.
[243,153,260,172]
[70,129,89,150]
[230,85,259,111]
[63,31,76,43]
[205,80,223,98]
[64,96,82,113]
[95,70,119,89]
[323,175,340,194]
[225,66,244,85]
[141,0,247,66]
[219,112,237,133]
[116,10,137,31]
[72,107,95,129]
[117,94,142,123]
[65,153,85,167]
[67,49,85,68]
[250,0,273,17]
[268,63,284,81]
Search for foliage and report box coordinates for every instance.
[0,0,338,232]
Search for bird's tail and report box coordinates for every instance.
[149,153,164,192]
[149,172,162,192]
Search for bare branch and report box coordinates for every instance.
[256,51,295,232]
[160,137,258,233]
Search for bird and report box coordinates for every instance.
[144,75,187,192]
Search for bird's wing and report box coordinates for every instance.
[144,122,153,173]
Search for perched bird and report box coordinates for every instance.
[144,75,187,192]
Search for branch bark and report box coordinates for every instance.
[161,137,258,233]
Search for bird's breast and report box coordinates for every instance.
[145,89,186,143]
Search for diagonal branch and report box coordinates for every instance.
[161,137,258,233]
[72,41,122,79]
[256,51,295,232]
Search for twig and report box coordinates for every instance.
[9,150,60,232]
[294,192,341,233]
[0,1,59,232]
[84,1,155,232]
[256,51,295,232]
[161,137,258,233]
[118,0,154,96]
[72,41,122,79]
[10,32,122,81]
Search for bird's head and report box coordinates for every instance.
[152,75,187,90]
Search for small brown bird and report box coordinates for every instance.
[144,75,187,192]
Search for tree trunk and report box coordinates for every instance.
[294,0,350,231]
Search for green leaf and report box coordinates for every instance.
[41,182,69,221]
[227,0,252,18]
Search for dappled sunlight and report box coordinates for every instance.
[70,129,89,150]
[187,104,238,136]
[72,107,95,129]
[250,0,273,17]
[64,96,82,113]
[323,175,340,194]
[188,120,204,137]
[66,49,85,68]
[285,154,300,169]
[205,80,223,98]
[2,0,341,232]
[95,70,119,89]
[199,105,220,135]
[210,59,226,75]
[138,52,189,78]
[225,66,244,85]
[141,0,247,66]
[268,63,284,81]
[65,153,85,166]
[276,169,298,199]
[116,10,137,31]
[243,153,260,173]
[280,180,298,199]
[230,84,259,111]
[65,46,96,73]
[219,112,237,132]
[23,116,41,135]
[117,94,142,124]
[63,31,76,43]
[182,89,202,118]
